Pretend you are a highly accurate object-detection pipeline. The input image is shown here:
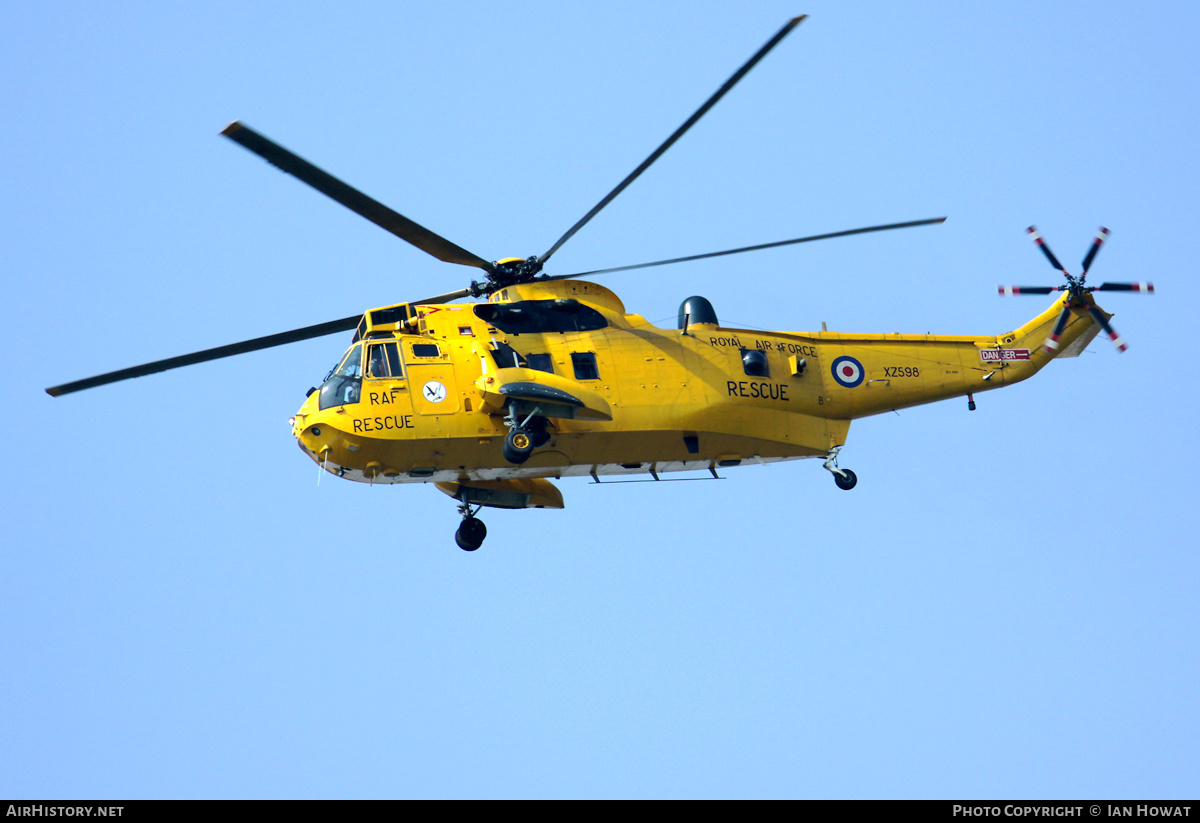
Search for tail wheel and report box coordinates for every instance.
[503,428,535,465]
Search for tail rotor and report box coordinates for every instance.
[998,225,1152,353]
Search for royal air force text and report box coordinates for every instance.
[708,335,817,358]
[711,336,814,402]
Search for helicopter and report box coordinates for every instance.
[45,16,1152,551]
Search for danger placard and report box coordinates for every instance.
[980,349,1031,362]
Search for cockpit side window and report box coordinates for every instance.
[367,342,403,378]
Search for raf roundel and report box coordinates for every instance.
[830,355,865,388]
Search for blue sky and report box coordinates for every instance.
[3,1,1197,798]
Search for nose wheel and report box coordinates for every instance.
[455,502,487,551]
[823,446,858,490]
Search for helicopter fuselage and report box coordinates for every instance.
[291,278,1101,486]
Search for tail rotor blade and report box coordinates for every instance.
[1087,306,1128,353]
[999,285,1058,296]
[1027,226,1069,276]
[1094,281,1154,294]
[1042,304,1074,354]
[1080,226,1110,279]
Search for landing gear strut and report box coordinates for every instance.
[823,446,858,490]
[455,502,487,551]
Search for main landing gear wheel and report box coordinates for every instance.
[833,468,857,490]
[503,428,534,465]
[455,516,487,551]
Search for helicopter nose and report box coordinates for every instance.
[293,415,324,455]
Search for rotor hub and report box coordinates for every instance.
[484,256,545,292]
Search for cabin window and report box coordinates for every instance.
[318,344,363,409]
[367,342,403,379]
[571,352,600,381]
[473,299,608,335]
[742,349,769,378]
[411,343,441,358]
[488,341,526,370]
[526,353,554,374]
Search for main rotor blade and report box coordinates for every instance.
[543,217,946,280]
[222,122,495,273]
[536,15,807,267]
[409,287,475,306]
[46,314,362,397]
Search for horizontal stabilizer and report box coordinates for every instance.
[1055,321,1101,358]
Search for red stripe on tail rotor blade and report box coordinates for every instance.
[999,285,1060,296]
[1042,305,1073,354]
[1095,282,1155,293]
[1027,225,1068,274]
[1081,226,1111,277]
[1087,307,1128,353]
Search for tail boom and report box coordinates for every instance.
[807,294,1100,419]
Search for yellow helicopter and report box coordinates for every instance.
[45,16,1152,551]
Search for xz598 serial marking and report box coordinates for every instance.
[883,366,920,377]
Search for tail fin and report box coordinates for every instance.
[1004,294,1102,361]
